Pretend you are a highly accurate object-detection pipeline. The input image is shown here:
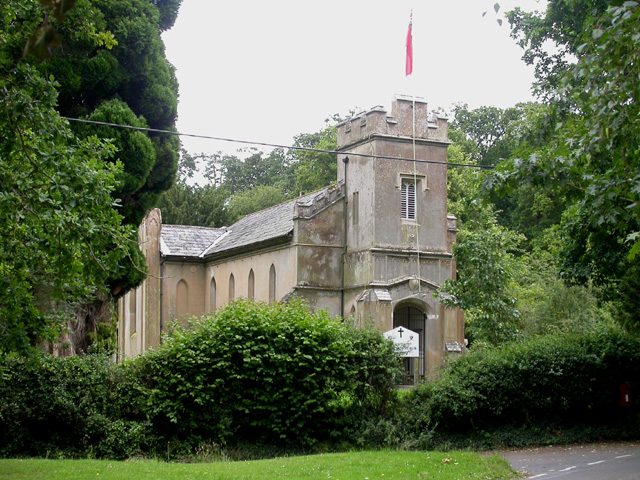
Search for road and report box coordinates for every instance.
[499,442,640,479]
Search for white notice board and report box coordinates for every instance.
[384,326,419,358]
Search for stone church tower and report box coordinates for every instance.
[336,96,463,378]
[118,96,464,381]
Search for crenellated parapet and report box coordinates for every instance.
[337,95,448,151]
[294,181,345,219]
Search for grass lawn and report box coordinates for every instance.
[0,450,518,480]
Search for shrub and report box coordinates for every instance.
[400,327,640,443]
[0,352,151,459]
[134,299,400,447]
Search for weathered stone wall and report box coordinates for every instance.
[117,208,162,360]
[205,246,298,311]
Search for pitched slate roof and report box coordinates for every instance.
[202,189,322,258]
[160,224,227,257]
[160,186,338,260]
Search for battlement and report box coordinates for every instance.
[294,181,345,219]
[336,95,448,150]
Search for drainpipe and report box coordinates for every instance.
[159,257,165,344]
[341,156,349,319]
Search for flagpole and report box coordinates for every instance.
[406,9,421,295]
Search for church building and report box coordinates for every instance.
[118,96,465,380]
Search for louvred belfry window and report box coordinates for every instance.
[401,181,416,220]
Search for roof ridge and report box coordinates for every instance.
[163,223,227,231]
[228,184,337,226]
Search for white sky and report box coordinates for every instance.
[162,0,547,159]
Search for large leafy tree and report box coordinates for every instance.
[220,148,292,196]
[450,104,524,168]
[157,181,230,227]
[451,102,566,251]
[0,64,142,354]
[39,0,181,226]
[497,0,640,331]
[437,142,523,345]
[0,0,182,353]
[289,120,339,194]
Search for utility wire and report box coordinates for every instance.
[64,117,493,170]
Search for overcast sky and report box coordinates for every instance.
[162,0,547,159]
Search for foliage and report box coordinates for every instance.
[451,102,565,251]
[440,142,523,345]
[498,1,640,331]
[507,0,613,98]
[0,300,399,459]
[401,328,640,445]
[341,322,402,414]
[158,118,342,226]
[220,148,292,196]
[47,0,182,225]
[511,250,613,338]
[288,120,339,194]
[450,103,524,167]
[0,352,151,459]
[0,65,145,354]
[0,0,181,352]
[77,99,158,223]
[225,184,291,224]
[156,180,230,227]
[133,299,399,448]
[437,215,523,345]
[3,0,182,226]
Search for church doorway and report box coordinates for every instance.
[393,305,426,385]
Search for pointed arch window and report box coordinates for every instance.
[401,180,416,220]
[129,292,137,335]
[229,273,235,302]
[269,264,276,304]
[210,277,217,312]
[176,280,188,320]
[248,269,255,300]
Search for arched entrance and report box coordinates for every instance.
[393,304,426,384]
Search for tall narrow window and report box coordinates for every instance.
[129,292,137,335]
[248,269,255,300]
[209,277,217,312]
[229,273,235,302]
[176,280,188,320]
[401,181,416,220]
[352,191,359,225]
[269,264,276,304]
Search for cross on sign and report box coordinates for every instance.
[384,326,420,358]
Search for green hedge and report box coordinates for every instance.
[7,303,636,458]
[134,299,400,447]
[402,328,640,439]
[0,353,152,459]
[0,300,400,458]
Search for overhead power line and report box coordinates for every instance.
[64,117,493,170]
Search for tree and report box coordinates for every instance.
[289,119,339,194]
[3,0,181,226]
[507,0,613,98]
[157,181,230,228]
[0,64,144,354]
[450,103,524,167]
[500,1,640,331]
[437,140,523,345]
[0,0,181,353]
[42,0,182,226]
[225,184,290,225]
[220,148,292,195]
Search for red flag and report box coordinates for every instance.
[405,12,413,76]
